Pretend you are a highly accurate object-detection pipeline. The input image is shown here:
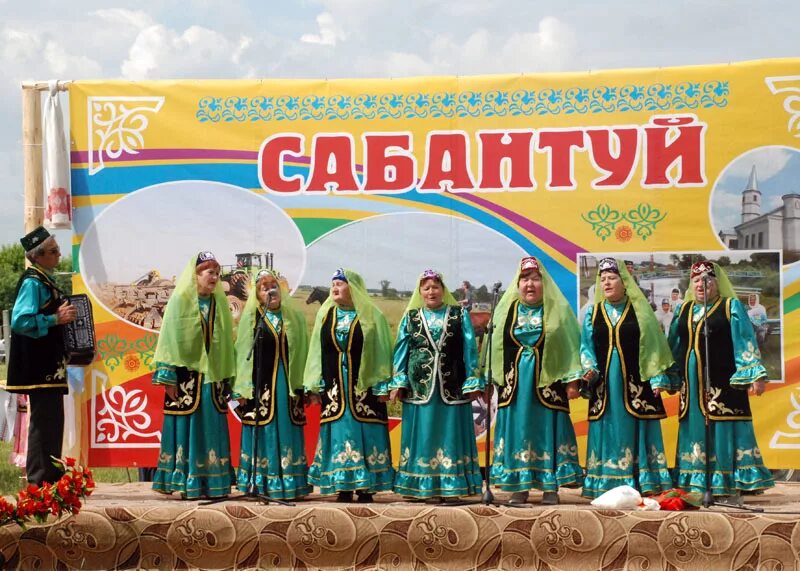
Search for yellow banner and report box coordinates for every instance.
[69,57,800,468]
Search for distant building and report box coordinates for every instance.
[718,165,800,260]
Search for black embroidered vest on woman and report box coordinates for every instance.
[588,300,665,421]
[404,306,471,405]
[319,307,388,425]
[675,298,751,421]
[162,297,230,415]
[498,301,569,411]
[6,267,68,394]
[234,309,306,427]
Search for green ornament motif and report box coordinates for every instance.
[96,333,129,371]
[582,203,667,242]
[581,204,623,241]
[625,203,667,240]
[96,333,158,371]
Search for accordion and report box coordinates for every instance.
[62,294,96,366]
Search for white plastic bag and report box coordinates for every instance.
[636,497,661,511]
[590,485,642,509]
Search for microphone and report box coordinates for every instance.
[266,287,278,298]
[492,281,502,293]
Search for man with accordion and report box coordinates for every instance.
[5,226,76,486]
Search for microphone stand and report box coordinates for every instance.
[446,281,526,508]
[203,292,292,507]
[699,275,761,512]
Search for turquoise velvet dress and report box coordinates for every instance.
[308,307,394,495]
[669,299,774,495]
[388,306,484,499]
[152,296,234,499]
[580,299,673,499]
[491,302,583,492]
[236,310,312,499]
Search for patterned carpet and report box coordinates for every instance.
[2,483,800,569]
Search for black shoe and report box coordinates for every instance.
[356,491,374,503]
[336,491,354,503]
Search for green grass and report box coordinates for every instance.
[0,434,138,497]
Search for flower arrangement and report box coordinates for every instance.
[0,458,95,528]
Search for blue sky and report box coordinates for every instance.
[1,0,798,246]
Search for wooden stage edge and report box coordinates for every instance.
[4,482,800,569]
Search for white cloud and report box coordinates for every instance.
[121,24,255,79]
[0,27,102,84]
[90,8,154,30]
[301,12,346,46]
[725,147,794,182]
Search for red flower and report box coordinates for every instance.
[65,458,76,468]
[615,224,633,242]
[659,496,687,511]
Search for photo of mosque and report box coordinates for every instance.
[714,147,800,264]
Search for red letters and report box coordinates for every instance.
[258,134,304,193]
[477,131,534,190]
[305,134,360,193]
[419,132,475,192]
[587,128,639,188]
[642,115,707,187]
[536,130,585,190]
[257,115,708,195]
[361,133,416,192]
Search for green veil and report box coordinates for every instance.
[403,270,460,312]
[303,269,393,391]
[153,254,236,382]
[232,270,309,399]
[683,262,737,302]
[593,258,674,381]
[490,258,582,387]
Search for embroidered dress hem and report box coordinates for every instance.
[393,471,483,498]
[673,465,774,496]
[582,469,673,499]
[235,468,312,499]
[153,472,233,499]
[308,464,394,495]
[491,463,583,492]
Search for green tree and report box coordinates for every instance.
[0,243,72,312]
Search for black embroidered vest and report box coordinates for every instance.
[6,267,68,395]
[233,310,306,426]
[498,301,569,412]
[676,298,752,421]
[588,301,665,421]
[319,307,387,425]
[162,297,230,415]
[404,306,470,405]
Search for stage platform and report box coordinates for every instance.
[3,482,800,569]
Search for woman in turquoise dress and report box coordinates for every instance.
[579,257,674,498]
[232,269,311,500]
[386,269,483,501]
[669,260,773,502]
[152,252,236,499]
[490,256,583,505]
[304,269,394,503]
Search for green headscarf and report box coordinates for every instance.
[232,270,309,399]
[153,254,236,382]
[403,269,460,312]
[593,258,674,381]
[303,269,393,392]
[683,261,737,302]
[490,257,582,387]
